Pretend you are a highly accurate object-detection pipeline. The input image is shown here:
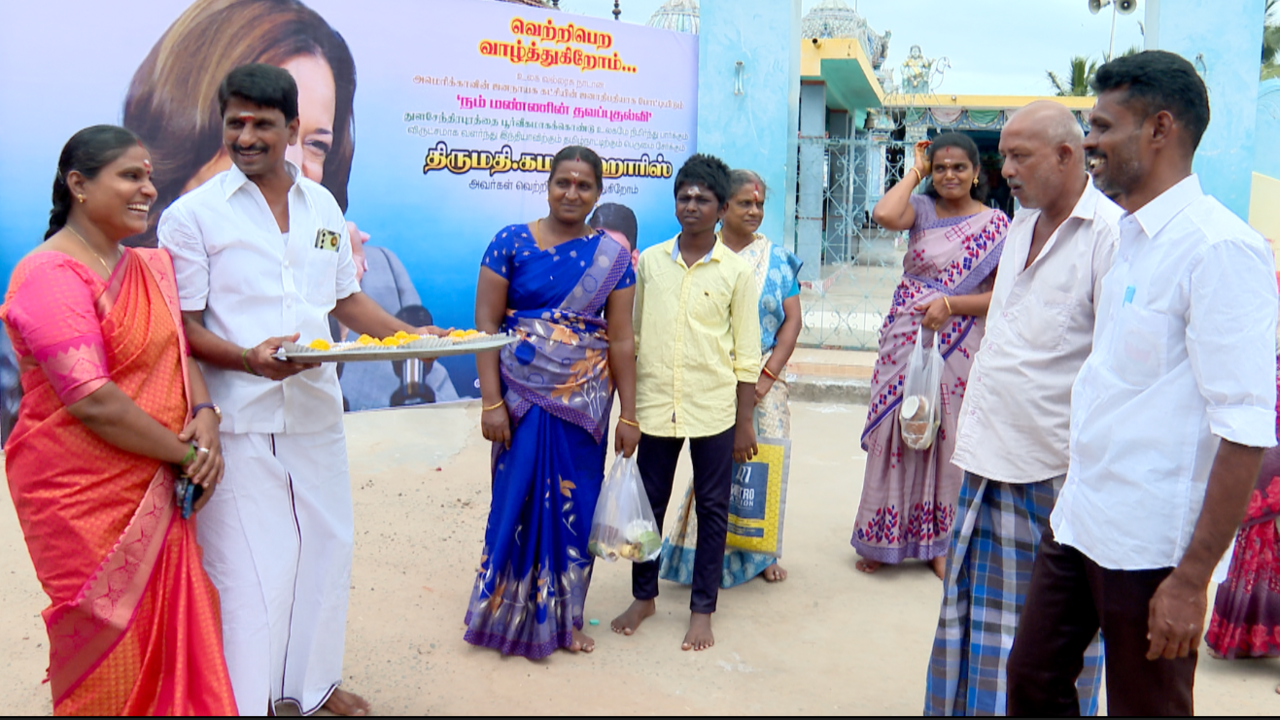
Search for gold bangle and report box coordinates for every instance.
[761,365,780,381]
[943,296,953,315]
[908,167,923,184]
[618,417,640,428]
[483,401,505,412]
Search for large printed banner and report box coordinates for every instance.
[0,0,697,422]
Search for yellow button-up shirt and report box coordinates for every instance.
[634,236,761,438]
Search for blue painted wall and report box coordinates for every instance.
[1256,77,1280,179]
[1147,0,1265,218]
[796,83,826,280]
[696,0,801,249]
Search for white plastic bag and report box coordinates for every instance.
[588,453,661,563]
[899,327,943,451]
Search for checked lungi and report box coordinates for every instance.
[924,472,1103,716]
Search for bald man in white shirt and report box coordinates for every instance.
[1008,51,1277,717]
[924,101,1117,716]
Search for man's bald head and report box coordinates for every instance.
[1010,100,1085,148]
[999,100,1088,212]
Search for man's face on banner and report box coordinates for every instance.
[222,97,299,179]
[281,53,336,183]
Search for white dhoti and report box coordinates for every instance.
[197,422,353,716]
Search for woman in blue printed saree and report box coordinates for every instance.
[465,146,639,659]
[658,170,803,587]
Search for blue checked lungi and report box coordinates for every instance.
[924,472,1103,716]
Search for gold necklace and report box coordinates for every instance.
[64,224,116,274]
[535,217,591,251]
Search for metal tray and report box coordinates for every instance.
[275,334,517,362]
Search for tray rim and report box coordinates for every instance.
[275,334,516,362]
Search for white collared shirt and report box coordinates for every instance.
[952,182,1122,483]
[158,161,360,435]
[1052,175,1278,572]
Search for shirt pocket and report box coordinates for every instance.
[691,284,731,330]
[1108,304,1170,388]
[1013,289,1075,353]
[305,245,341,308]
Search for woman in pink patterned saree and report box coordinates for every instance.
[2,126,235,715]
[852,133,1008,578]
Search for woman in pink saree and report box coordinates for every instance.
[852,133,1008,578]
[2,126,235,715]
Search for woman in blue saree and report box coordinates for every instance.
[465,146,639,659]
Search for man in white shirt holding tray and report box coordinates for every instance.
[1007,51,1278,716]
[924,101,1120,716]
[159,63,438,717]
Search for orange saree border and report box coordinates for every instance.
[45,464,176,703]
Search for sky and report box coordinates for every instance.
[552,0,1148,95]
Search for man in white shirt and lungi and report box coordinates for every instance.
[924,101,1121,716]
[159,64,439,717]
[1007,51,1278,716]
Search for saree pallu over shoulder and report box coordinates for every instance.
[733,234,803,355]
[500,237,630,441]
[861,208,1008,448]
[2,249,234,714]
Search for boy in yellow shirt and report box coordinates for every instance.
[610,154,762,651]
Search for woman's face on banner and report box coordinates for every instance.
[281,53,336,184]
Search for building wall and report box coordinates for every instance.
[1147,0,1265,219]
[696,0,801,248]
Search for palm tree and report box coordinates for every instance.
[1266,0,1279,61]
[1264,0,1280,78]
[1047,56,1099,97]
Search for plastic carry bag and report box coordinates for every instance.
[588,453,662,563]
[725,437,791,557]
[899,327,943,451]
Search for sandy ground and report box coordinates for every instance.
[3,400,1279,715]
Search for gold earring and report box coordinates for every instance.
[972,177,979,187]
[78,195,85,203]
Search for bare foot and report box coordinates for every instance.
[611,599,655,635]
[682,612,715,651]
[855,558,883,574]
[930,555,947,580]
[762,562,788,582]
[323,688,370,717]
[567,628,595,653]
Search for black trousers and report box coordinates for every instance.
[631,427,735,614]
[1007,529,1196,716]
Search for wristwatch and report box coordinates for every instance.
[192,402,222,422]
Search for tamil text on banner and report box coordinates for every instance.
[0,0,698,436]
